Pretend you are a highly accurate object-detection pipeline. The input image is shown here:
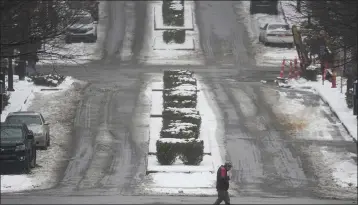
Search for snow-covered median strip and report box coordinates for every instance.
[147,155,214,173]
[139,1,204,65]
[286,76,357,141]
[144,78,224,195]
[153,36,195,50]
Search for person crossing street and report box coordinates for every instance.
[214,162,233,205]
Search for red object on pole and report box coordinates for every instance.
[331,71,337,88]
[279,59,285,78]
[288,61,293,78]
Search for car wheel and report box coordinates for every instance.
[30,150,36,168]
[65,36,71,44]
[22,158,30,174]
[287,43,294,48]
[47,134,50,147]
[264,41,270,46]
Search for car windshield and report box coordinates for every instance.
[0,127,24,142]
[6,115,42,125]
[74,16,92,24]
[268,24,289,30]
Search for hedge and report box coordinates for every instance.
[162,107,201,128]
[156,138,204,165]
[162,1,184,26]
[160,121,199,139]
[162,30,186,44]
[29,73,66,87]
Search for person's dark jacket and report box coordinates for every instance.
[216,165,230,191]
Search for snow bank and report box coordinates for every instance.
[1,76,85,193]
[139,1,204,65]
[286,76,357,141]
[320,148,357,188]
[0,175,35,193]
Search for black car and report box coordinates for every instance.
[0,123,37,173]
[250,0,278,15]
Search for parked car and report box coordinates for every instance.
[65,11,98,43]
[259,23,294,47]
[0,123,37,173]
[5,111,50,150]
[250,0,278,15]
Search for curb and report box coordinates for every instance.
[314,88,357,143]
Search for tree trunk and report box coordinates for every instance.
[7,57,14,91]
[296,0,301,13]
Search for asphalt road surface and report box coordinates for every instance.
[1,1,357,204]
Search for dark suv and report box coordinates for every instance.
[0,123,37,173]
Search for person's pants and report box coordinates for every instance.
[214,190,230,205]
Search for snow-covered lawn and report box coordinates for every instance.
[284,76,357,141]
[263,86,357,198]
[139,1,204,65]
[1,75,86,193]
[234,1,298,67]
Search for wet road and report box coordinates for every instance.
[1,0,357,203]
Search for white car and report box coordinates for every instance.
[259,23,294,47]
[65,11,98,43]
[5,111,50,150]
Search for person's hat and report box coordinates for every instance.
[224,162,232,168]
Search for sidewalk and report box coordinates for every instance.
[1,76,35,122]
[286,76,357,142]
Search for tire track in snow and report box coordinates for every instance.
[77,91,115,190]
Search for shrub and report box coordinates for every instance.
[163,70,193,78]
[160,121,199,139]
[163,89,197,104]
[162,107,201,128]
[162,1,184,26]
[162,29,186,44]
[178,138,204,165]
[29,73,66,87]
[163,74,197,89]
[156,138,204,165]
[156,138,179,165]
[163,30,176,44]
[164,99,197,108]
